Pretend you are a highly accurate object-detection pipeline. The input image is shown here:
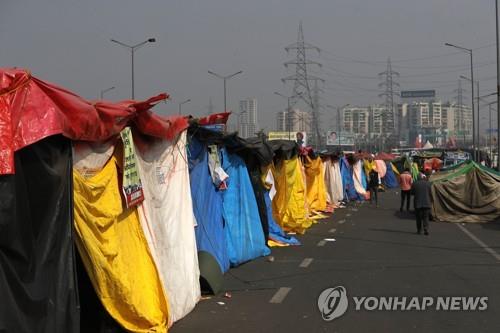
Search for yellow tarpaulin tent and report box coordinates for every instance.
[304,156,327,213]
[73,156,169,333]
[271,157,313,234]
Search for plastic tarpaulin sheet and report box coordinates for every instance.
[431,162,500,223]
[341,157,357,200]
[0,68,188,175]
[136,131,200,324]
[375,160,387,178]
[272,157,313,234]
[304,156,327,212]
[263,171,300,246]
[383,162,399,188]
[324,160,344,203]
[0,135,79,333]
[221,149,270,266]
[188,139,230,273]
[353,160,368,199]
[73,156,168,333]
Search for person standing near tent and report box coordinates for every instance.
[368,167,379,207]
[411,171,432,235]
[399,168,413,212]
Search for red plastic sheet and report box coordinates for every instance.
[197,112,231,125]
[0,68,188,174]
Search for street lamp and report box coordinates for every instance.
[274,92,302,140]
[178,99,191,115]
[445,42,475,159]
[110,37,156,99]
[482,100,496,161]
[208,70,243,112]
[496,0,500,170]
[100,86,115,99]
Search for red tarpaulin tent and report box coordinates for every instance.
[0,68,188,174]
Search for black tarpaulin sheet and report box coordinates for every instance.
[0,135,79,333]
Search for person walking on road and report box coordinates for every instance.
[399,168,413,212]
[368,168,379,207]
[411,171,432,235]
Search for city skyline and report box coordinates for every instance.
[1,0,498,136]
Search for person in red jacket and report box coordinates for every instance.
[399,168,413,212]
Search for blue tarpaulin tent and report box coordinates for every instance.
[382,162,399,188]
[188,139,230,273]
[221,149,271,266]
[340,157,357,200]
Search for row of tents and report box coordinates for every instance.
[1,68,499,333]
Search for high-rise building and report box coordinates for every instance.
[369,105,386,137]
[276,108,311,133]
[342,106,369,134]
[239,98,258,138]
[399,101,471,146]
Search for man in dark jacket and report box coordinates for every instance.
[411,171,432,235]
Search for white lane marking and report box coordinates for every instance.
[351,208,358,212]
[346,214,351,217]
[456,224,500,261]
[338,219,346,224]
[329,228,337,233]
[299,258,314,268]
[270,287,292,304]
[317,240,327,247]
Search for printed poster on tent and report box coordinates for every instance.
[120,127,145,207]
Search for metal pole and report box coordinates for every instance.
[223,78,227,112]
[131,49,135,99]
[490,104,493,160]
[179,103,181,115]
[470,51,476,161]
[477,81,480,160]
[287,97,291,140]
[497,0,500,170]
[337,107,341,150]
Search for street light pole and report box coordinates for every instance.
[178,99,191,115]
[208,70,243,112]
[100,86,115,99]
[496,0,500,170]
[446,43,475,160]
[110,37,156,99]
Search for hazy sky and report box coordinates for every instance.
[1,0,498,132]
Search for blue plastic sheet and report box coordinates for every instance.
[221,149,271,266]
[383,162,399,188]
[265,190,300,246]
[361,164,368,190]
[188,139,230,273]
[340,157,357,201]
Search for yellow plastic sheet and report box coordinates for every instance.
[73,157,169,333]
[304,156,327,213]
[271,157,313,234]
[363,159,377,177]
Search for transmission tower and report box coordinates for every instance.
[378,57,399,136]
[282,22,324,147]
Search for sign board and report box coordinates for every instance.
[202,124,226,132]
[268,131,307,147]
[120,127,145,208]
[325,131,355,146]
[400,90,436,98]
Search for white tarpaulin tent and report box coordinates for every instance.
[136,131,201,324]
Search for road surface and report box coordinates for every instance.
[172,189,500,333]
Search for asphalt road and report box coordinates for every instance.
[172,190,500,333]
